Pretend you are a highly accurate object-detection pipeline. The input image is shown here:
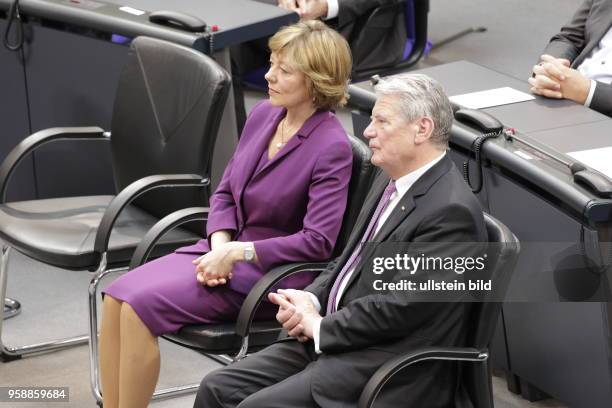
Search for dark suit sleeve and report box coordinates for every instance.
[543,0,592,63]
[590,82,612,117]
[319,204,484,353]
[336,0,399,27]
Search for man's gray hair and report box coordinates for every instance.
[374,73,453,147]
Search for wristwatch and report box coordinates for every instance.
[243,244,255,262]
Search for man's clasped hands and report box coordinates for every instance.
[269,289,322,343]
[529,54,591,104]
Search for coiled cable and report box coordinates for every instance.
[463,129,502,194]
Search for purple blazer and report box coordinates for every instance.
[176,100,352,294]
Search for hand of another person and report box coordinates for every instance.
[540,55,590,104]
[529,54,570,98]
[529,55,590,104]
[539,54,571,68]
[529,59,565,98]
[278,0,298,12]
[193,243,236,287]
[296,0,329,20]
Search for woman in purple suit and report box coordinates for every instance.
[98,21,354,408]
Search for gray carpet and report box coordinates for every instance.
[1,0,583,406]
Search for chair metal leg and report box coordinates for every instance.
[151,383,201,400]
[202,353,235,366]
[88,253,130,405]
[88,253,203,404]
[4,297,21,319]
[147,353,235,400]
[430,27,488,51]
[0,244,96,362]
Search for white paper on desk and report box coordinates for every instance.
[567,146,612,178]
[449,87,535,109]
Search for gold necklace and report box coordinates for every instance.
[276,118,296,149]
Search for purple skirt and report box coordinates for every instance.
[103,253,277,336]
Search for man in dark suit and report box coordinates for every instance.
[233,0,406,131]
[529,0,612,117]
[194,73,486,408]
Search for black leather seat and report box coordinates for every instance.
[122,133,375,398]
[0,195,196,269]
[357,213,520,408]
[0,36,231,368]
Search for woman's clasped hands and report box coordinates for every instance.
[193,242,241,287]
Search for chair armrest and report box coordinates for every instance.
[0,126,107,202]
[128,206,210,270]
[347,85,377,113]
[358,346,487,408]
[93,174,209,258]
[235,262,329,338]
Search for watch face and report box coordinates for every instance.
[245,247,254,261]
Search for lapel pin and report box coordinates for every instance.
[401,206,406,211]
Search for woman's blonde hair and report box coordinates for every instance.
[268,20,352,110]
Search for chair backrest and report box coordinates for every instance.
[403,0,417,60]
[463,213,520,408]
[332,134,375,257]
[402,0,432,61]
[110,36,231,221]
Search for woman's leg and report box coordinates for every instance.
[117,302,160,408]
[100,252,277,407]
[99,295,123,408]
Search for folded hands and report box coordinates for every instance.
[269,289,323,343]
[529,54,591,104]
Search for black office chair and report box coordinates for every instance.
[357,213,520,408]
[0,36,231,363]
[112,134,375,401]
[351,0,430,81]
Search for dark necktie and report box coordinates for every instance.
[326,180,397,314]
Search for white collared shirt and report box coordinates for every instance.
[325,0,339,20]
[310,152,447,353]
[578,27,612,107]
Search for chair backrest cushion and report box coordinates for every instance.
[463,213,519,408]
[110,36,231,220]
[332,134,375,257]
[469,213,519,348]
